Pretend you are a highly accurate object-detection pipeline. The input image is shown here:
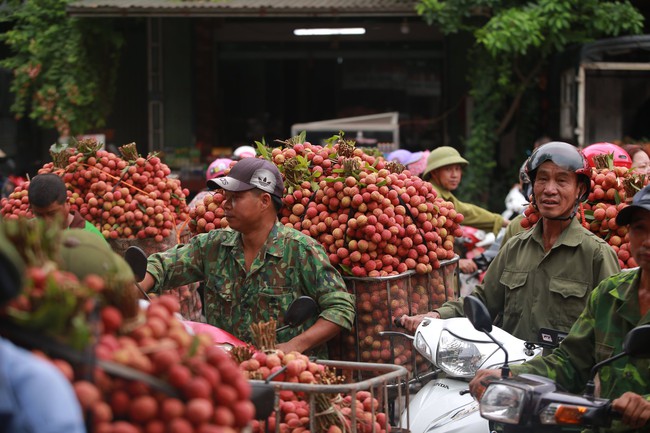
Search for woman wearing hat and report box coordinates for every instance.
[422,146,508,236]
[386,149,429,177]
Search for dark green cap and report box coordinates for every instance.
[60,229,134,282]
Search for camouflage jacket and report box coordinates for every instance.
[437,217,621,342]
[511,269,650,433]
[146,221,355,353]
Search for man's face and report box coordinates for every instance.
[222,189,265,233]
[31,201,69,229]
[533,162,582,219]
[433,164,463,191]
[629,209,650,271]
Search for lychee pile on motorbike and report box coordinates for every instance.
[189,133,463,278]
[0,217,408,433]
[0,139,207,318]
[0,139,190,253]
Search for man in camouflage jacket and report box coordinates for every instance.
[142,158,355,356]
[470,184,650,432]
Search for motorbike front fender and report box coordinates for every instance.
[184,321,247,347]
[402,378,488,433]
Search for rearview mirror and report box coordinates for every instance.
[281,296,319,330]
[250,382,275,419]
[623,325,650,358]
[463,295,492,333]
[124,246,148,282]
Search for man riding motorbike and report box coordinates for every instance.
[139,158,355,356]
[401,142,620,345]
[470,184,650,432]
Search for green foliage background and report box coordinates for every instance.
[416,0,644,207]
[0,0,123,137]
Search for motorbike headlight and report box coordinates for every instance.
[480,383,527,425]
[436,329,485,376]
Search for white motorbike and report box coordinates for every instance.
[382,317,544,433]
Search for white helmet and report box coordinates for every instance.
[234,145,256,159]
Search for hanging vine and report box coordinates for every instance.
[0,0,123,137]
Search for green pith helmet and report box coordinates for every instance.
[422,146,469,179]
[60,229,134,283]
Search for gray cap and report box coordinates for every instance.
[207,157,284,198]
[616,184,650,226]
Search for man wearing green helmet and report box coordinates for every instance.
[422,146,509,274]
[423,146,509,236]
[59,229,140,318]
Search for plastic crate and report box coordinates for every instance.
[329,256,459,376]
[250,360,410,433]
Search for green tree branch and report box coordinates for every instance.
[417,0,644,205]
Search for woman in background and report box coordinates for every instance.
[622,144,650,175]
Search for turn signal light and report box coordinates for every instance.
[540,403,588,425]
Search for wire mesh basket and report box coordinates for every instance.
[250,359,411,433]
[329,256,459,378]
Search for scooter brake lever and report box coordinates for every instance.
[378,330,414,340]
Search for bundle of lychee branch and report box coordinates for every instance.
[0,138,190,243]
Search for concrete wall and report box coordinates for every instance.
[162,19,194,151]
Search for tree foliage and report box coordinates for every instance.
[416,0,644,205]
[0,0,123,137]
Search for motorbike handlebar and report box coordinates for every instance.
[472,254,491,271]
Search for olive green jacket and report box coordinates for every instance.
[436,217,620,342]
[500,213,526,249]
[146,221,356,354]
[511,269,649,433]
[430,183,504,235]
